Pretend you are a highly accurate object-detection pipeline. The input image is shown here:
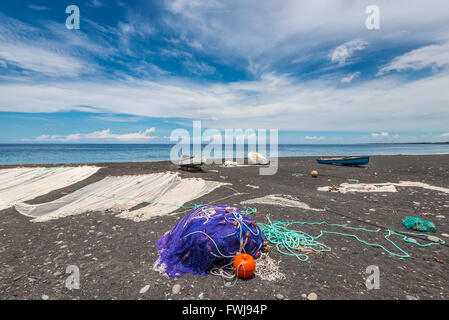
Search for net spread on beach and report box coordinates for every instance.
[15,172,227,222]
[0,166,100,211]
[155,205,265,278]
[241,194,324,211]
[318,181,449,194]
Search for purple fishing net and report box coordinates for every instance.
[156,205,265,278]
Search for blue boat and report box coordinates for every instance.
[316,156,370,166]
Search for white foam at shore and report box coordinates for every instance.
[241,194,324,211]
[0,166,100,211]
[15,172,227,222]
[318,181,449,194]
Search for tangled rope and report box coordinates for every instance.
[255,253,286,281]
[257,215,445,260]
[402,216,436,233]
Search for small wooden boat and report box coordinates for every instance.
[178,155,205,171]
[316,156,370,166]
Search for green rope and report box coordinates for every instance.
[241,207,257,215]
[27,166,65,182]
[257,216,331,261]
[65,186,445,260]
[257,215,444,260]
[402,216,436,233]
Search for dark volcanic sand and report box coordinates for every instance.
[1,155,448,300]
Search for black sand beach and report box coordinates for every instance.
[1,155,448,300]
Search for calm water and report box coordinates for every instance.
[0,144,448,165]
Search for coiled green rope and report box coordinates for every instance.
[257,216,331,261]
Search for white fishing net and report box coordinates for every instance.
[317,181,449,194]
[255,254,286,282]
[15,172,227,222]
[0,166,100,211]
[241,194,324,211]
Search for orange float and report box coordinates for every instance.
[233,253,256,279]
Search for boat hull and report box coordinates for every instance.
[316,156,370,166]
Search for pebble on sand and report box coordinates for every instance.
[307,292,318,300]
[427,236,440,242]
[139,285,150,294]
[172,284,181,295]
[42,294,49,300]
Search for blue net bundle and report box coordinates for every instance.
[156,205,265,278]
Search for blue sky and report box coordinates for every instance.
[0,0,449,143]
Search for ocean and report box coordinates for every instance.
[0,144,448,165]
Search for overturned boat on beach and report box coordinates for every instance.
[178,155,206,171]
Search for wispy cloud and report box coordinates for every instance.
[27,4,50,11]
[24,128,157,142]
[86,0,105,8]
[341,72,360,83]
[183,60,216,76]
[2,68,449,131]
[0,14,103,77]
[91,115,142,122]
[378,41,449,75]
[330,39,368,65]
[0,42,88,76]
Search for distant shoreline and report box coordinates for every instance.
[0,142,448,145]
[370,142,449,145]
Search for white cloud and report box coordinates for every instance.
[163,0,449,63]
[330,40,368,65]
[0,14,106,77]
[378,41,449,75]
[91,115,142,122]
[371,132,389,138]
[25,128,157,142]
[27,4,50,11]
[341,72,360,83]
[0,42,87,76]
[305,136,325,140]
[160,0,449,77]
[2,69,449,132]
[440,132,449,137]
[183,60,216,76]
[87,0,104,8]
